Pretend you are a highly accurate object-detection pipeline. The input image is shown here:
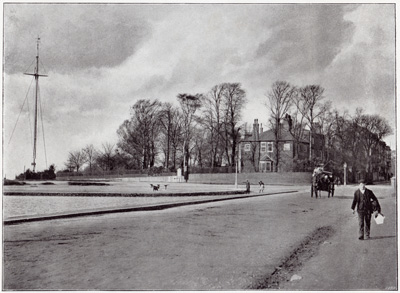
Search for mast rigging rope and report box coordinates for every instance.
[38,84,48,168]
[24,59,36,75]
[8,78,35,146]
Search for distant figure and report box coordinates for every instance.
[150,184,160,191]
[259,181,264,193]
[245,180,251,193]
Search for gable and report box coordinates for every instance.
[260,153,274,161]
[242,128,298,142]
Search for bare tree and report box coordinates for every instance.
[169,112,184,170]
[328,108,392,183]
[117,99,162,169]
[96,142,116,171]
[357,111,393,178]
[315,109,335,163]
[117,119,143,169]
[221,83,246,166]
[297,85,331,161]
[177,93,202,177]
[326,109,350,168]
[202,84,226,167]
[83,144,96,173]
[66,150,87,172]
[265,81,295,171]
[191,126,208,168]
[341,108,366,178]
[286,92,307,162]
[159,103,182,170]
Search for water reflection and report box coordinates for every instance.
[3,196,190,219]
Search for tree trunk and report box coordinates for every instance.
[231,140,236,167]
[274,141,279,172]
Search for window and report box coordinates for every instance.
[261,142,266,152]
[260,161,272,172]
[267,142,273,152]
[244,144,250,152]
[284,143,291,151]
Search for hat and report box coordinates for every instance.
[358,179,366,184]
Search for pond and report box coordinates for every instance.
[3,195,213,219]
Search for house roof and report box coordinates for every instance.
[242,128,309,143]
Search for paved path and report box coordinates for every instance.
[281,186,397,290]
[3,184,397,290]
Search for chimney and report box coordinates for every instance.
[260,123,263,134]
[282,120,288,132]
[284,114,293,132]
[314,122,322,134]
[253,119,259,141]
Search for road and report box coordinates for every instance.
[3,185,397,290]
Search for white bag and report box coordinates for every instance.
[374,213,385,225]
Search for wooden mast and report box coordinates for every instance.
[24,37,47,172]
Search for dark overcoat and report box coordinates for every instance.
[351,188,381,214]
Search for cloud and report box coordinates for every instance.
[255,5,355,78]
[322,4,395,120]
[3,3,396,177]
[4,4,154,74]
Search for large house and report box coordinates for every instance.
[240,119,324,172]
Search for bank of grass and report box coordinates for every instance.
[3,179,55,186]
[3,179,27,186]
[249,226,335,289]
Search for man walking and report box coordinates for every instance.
[351,179,381,240]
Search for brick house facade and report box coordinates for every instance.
[240,119,324,172]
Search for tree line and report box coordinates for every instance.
[62,83,245,174]
[62,81,392,179]
[266,81,392,180]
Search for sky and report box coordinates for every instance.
[3,3,396,177]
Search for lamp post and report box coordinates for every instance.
[235,142,241,189]
[344,162,347,186]
[235,160,238,189]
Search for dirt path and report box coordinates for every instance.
[3,186,397,290]
[280,192,397,290]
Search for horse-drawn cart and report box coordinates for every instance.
[311,169,335,198]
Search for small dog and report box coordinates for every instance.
[150,184,160,191]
